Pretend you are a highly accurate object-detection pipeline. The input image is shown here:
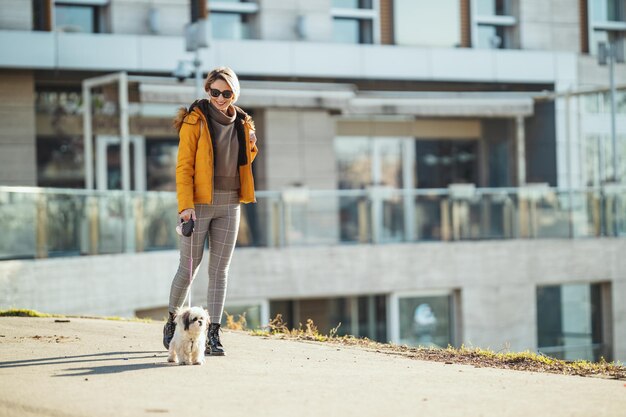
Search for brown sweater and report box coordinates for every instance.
[208,102,240,190]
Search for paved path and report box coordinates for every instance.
[0,317,625,417]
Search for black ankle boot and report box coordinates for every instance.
[162,312,176,350]
[205,323,225,356]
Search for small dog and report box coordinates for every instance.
[167,306,209,365]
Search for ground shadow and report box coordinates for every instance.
[0,351,166,369]
[55,361,173,376]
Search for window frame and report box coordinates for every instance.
[53,0,109,33]
[331,0,380,44]
[536,282,612,362]
[388,289,460,348]
[587,0,626,56]
[471,0,517,49]
[209,1,259,40]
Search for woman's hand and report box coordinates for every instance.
[250,131,257,146]
[179,208,196,222]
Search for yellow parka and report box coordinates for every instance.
[173,103,258,213]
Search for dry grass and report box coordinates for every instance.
[248,314,626,381]
[0,309,152,323]
[5,309,624,380]
[224,310,248,331]
[0,309,59,318]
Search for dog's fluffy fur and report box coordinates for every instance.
[167,306,209,365]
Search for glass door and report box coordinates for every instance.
[95,135,145,191]
[372,138,407,242]
[335,136,414,243]
[94,135,145,253]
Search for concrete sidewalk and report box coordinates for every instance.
[0,317,624,417]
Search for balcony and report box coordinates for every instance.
[0,30,574,84]
[0,185,624,260]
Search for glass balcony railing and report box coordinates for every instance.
[0,185,625,260]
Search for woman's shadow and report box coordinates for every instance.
[0,351,172,376]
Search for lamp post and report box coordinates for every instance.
[597,40,625,183]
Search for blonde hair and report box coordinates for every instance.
[203,66,240,103]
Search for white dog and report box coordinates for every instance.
[167,306,209,365]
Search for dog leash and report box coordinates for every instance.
[178,217,196,309]
[187,229,193,309]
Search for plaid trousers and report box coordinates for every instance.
[168,190,240,324]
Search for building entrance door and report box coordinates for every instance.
[94,135,146,253]
[95,135,146,191]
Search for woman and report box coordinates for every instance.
[163,67,258,356]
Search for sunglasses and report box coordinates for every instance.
[209,88,233,99]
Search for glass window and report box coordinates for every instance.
[415,140,478,188]
[589,1,626,56]
[394,0,460,47]
[333,0,373,8]
[357,295,387,342]
[476,24,506,48]
[584,134,626,185]
[211,12,253,40]
[208,0,258,39]
[335,137,372,242]
[146,140,177,191]
[35,90,85,188]
[333,18,361,43]
[476,0,509,15]
[36,136,85,188]
[584,90,626,114]
[376,139,403,188]
[269,295,387,342]
[336,137,406,189]
[331,0,375,44]
[398,294,454,348]
[335,136,408,243]
[55,4,100,33]
[537,283,609,361]
[473,0,515,48]
[592,0,626,21]
[336,137,372,189]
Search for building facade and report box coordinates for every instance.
[0,0,625,362]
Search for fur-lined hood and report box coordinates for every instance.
[172,99,255,132]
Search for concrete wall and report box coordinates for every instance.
[0,0,32,30]
[257,0,332,42]
[263,109,336,190]
[517,0,581,52]
[1,239,625,361]
[109,0,187,36]
[578,55,626,89]
[0,70,37,186]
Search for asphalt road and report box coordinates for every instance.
[0,317,624,417]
